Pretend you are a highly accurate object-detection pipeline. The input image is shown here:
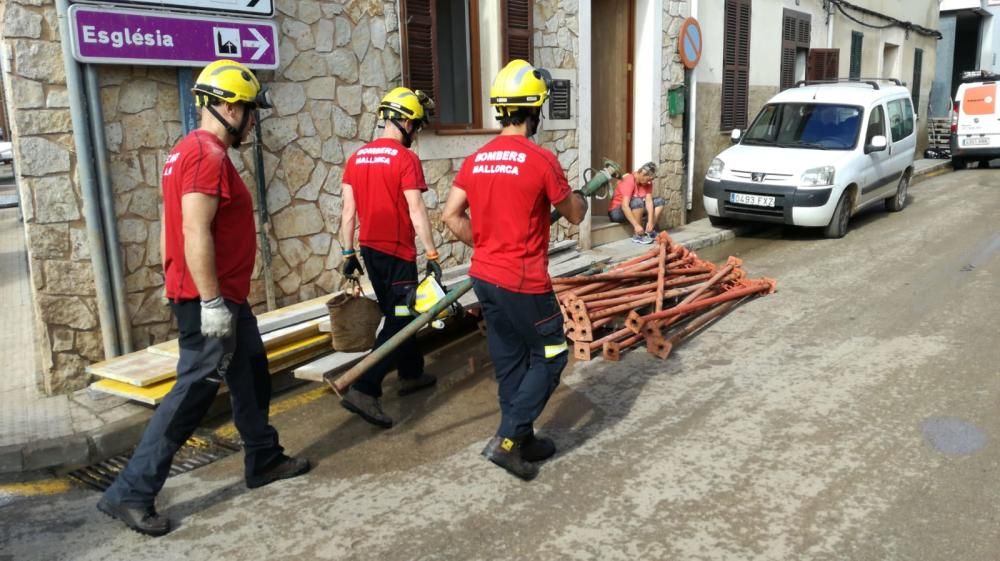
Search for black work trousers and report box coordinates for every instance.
[472,279,569,439]
[102,300,283,507]
[352,246,424,398]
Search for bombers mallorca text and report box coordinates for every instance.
[354,146,399,165]
[472,150,526,176]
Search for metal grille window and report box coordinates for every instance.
[912,48,923,114]
[548,79,571,120]
[849,31,863,80]
[722,0,751,131]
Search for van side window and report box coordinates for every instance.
[865,105,886,145]
[887,99,914,140]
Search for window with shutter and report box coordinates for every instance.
[849,32,863,80]
[780,9,810,91]
[912,48,923,115]
[807,48,839,81]
[721,0,751,131]
[401,0,535,130]
[503,0,533,64]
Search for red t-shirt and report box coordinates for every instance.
[162,130,256,303]
[453,135,571,294]
[343,138,427,261]
[608,173,653,211]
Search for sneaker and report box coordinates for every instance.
[245,454,311,489]
[397,372,437,397]
[521,433,556,462]
[341,387,393,428]
[481,436,538,481]
[643,231,657,243]
[631,234,647,244]
[97,496,171,537]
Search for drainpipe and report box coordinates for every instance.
[827,0,835,49]
[685,0,698,214]
[83,65,133,353]
[55,0,121,358]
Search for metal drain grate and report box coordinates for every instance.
[69,435,241,492]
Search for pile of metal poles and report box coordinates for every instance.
[555,232,777,362]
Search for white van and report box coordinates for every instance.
[704,80,917,238]
[950,70,1000,169]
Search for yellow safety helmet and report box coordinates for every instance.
[192,59,272,109]
[378,87,435,125]
[489,59,551,119]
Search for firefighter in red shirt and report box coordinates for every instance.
[97,60,309,537]
[335,87,440,428]
[442,60,588,480]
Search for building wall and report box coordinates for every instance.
[692,0,940,219]
[3,0,674,394]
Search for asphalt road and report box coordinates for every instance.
[1,167,998,560]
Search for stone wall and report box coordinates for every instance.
[1,0,101,394]
[659,0,689,228]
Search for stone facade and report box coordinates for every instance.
[660,0,690,228]
[2,0,688,394]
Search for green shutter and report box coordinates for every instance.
[912,48,924,114]
[849,31,863,80]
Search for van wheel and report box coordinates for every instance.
[952,158,967,170]
[885,173,909,212]
[708,215,730,227]
[823,192,850,239]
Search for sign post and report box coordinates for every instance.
[68,5,279,69]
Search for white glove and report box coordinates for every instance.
[200,297,233,338]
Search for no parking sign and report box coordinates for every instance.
[678,17,702,70]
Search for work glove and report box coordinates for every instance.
[200,296,233,339]
[341,253,363,277]
[426,251,442,280]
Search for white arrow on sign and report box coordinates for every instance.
[242,28,269,61]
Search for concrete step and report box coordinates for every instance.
[590,217,633,247]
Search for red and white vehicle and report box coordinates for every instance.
[951,70,1000,170]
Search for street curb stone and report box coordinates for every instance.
[22,435,90,472]
[0,443,24,473]
[89,410,153,461]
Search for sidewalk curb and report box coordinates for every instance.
[911,160,952,184]
[0,408,153,476]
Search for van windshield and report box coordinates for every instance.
[741,103,862,150]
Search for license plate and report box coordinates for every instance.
[730,192,776,207]
[963,136,990,146]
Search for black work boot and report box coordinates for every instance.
[481,435,538,481]
[246,454,311,489]
[397,372,437,396]
[97,496,171,537]
[521,433,556,462]
[341,387,393,428]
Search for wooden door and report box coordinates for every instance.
[591,0,633,217]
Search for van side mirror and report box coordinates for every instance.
[730,129,742,143]
[865,135,888,154]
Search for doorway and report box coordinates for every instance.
[590,0,634,220]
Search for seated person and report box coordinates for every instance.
[607,161,665,243]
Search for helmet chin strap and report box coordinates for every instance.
[207,104,250,148]
[390,119,413,148]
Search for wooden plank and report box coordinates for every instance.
[86,351,177,388]
[148,317,327,358]
[90,336,334,404]
[292,351,368,383]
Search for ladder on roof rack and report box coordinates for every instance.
[794,78,904,91]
